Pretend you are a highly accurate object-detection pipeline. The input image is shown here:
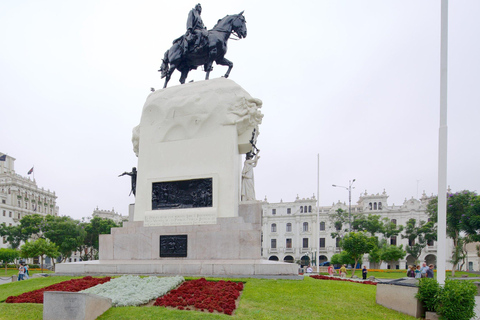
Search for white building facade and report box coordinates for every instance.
[0,153,59,249]
[262,191,460,270]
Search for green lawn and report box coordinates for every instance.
[0,269,54,278]
[0,276,416,320]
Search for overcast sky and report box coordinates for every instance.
[1,0,479,220]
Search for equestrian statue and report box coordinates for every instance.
[159,4,247,88]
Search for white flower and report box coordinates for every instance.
[81,275,184,307]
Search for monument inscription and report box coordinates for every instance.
[160,235,188,257]
[152,178,212,210]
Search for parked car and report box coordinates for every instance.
[318,261,331,266]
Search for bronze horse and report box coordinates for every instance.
[159,12,247,88]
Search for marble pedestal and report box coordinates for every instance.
[56,79,296,277]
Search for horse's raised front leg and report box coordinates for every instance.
[216,57,233,78]
[163,65,176,89]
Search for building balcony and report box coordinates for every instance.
[426,245,437,253]
[284,248,295,254]
[319,247,328,252]
[268,248,278,254]
[301,247,311,253]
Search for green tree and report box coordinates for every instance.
[0,248,20,275]
[427,190,477,276]
[380,244,406,269]
[401,218,436,264]
[351,214,385,236]
[381,217,404,239]
[459,194,480,242]
[341,232,376,277]
[0,224,28,249]
[81,217,120,260]
[20,238,59,272]
[43,216,86,262]
[331,251,355,266]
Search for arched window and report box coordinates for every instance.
[271,223,277,232]
[308,206,312,212]
[369,202,372,210]
[319,221,325,231]
[286,223,292,232]
[378,202,382,210]
[374,202,377,210]
[304,206,307,212]
[303,222,309,232]
[300,206,303,213]
[391,219,397,225]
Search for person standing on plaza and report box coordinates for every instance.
[23,264,30,280]
[426,264,434,278]
[415,265,422,278]
[327,265,335,276]
[362,266,367,280]
[340,264,347,278]
[420,262,429,278]
[18,263,25,281]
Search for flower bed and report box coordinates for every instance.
[154,278,244,315]
[6,276,111,303]
[81,275,184,307]
[310,275,377,285]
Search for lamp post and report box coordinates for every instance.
[332,179,356,232]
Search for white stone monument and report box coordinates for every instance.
[56,78,297,276]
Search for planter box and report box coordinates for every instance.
[376,283,424,318]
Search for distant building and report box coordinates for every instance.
[0,153,59,250]
[92,206,128,224]
[262,190,460,270]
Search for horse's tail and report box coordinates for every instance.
[159,50,169,79]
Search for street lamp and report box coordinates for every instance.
[332,179,356,232]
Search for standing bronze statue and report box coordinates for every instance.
[159,4,247,88]
[119,167,137,196]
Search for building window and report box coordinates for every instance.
[427,239,434,246]
[272,209,276,215]
[287,208,291,214]
[391,219,397,225]
[303,238,309,248]
[1,199,5,204]
[300,206,303,213]
[303,222,308,232]
[271,239,277,249]
[308,206,312,212]
[319,238,325,248]
[286,223,292,232]
[335,237,340,247]
[9,212,12,218]
[408,238,415,246]
[390,236,397,246]
[378,202,382,210]
[2,237,6,244]
[2,210,5,216]
[369,202,372,210]
[304,206,307,213]
[286,238,292,248]
[271,223,277,233]
[374,202,377,210]
[320,221,325,231]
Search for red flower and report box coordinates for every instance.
[154,278,244,315]
[6,276,111,304]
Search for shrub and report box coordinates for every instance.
[436,280,477,320]
[415,278,440,312]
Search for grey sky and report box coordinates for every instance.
[1,1,479,220]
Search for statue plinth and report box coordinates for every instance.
[132,78,263,225]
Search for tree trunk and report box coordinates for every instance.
[351,259,358,278]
